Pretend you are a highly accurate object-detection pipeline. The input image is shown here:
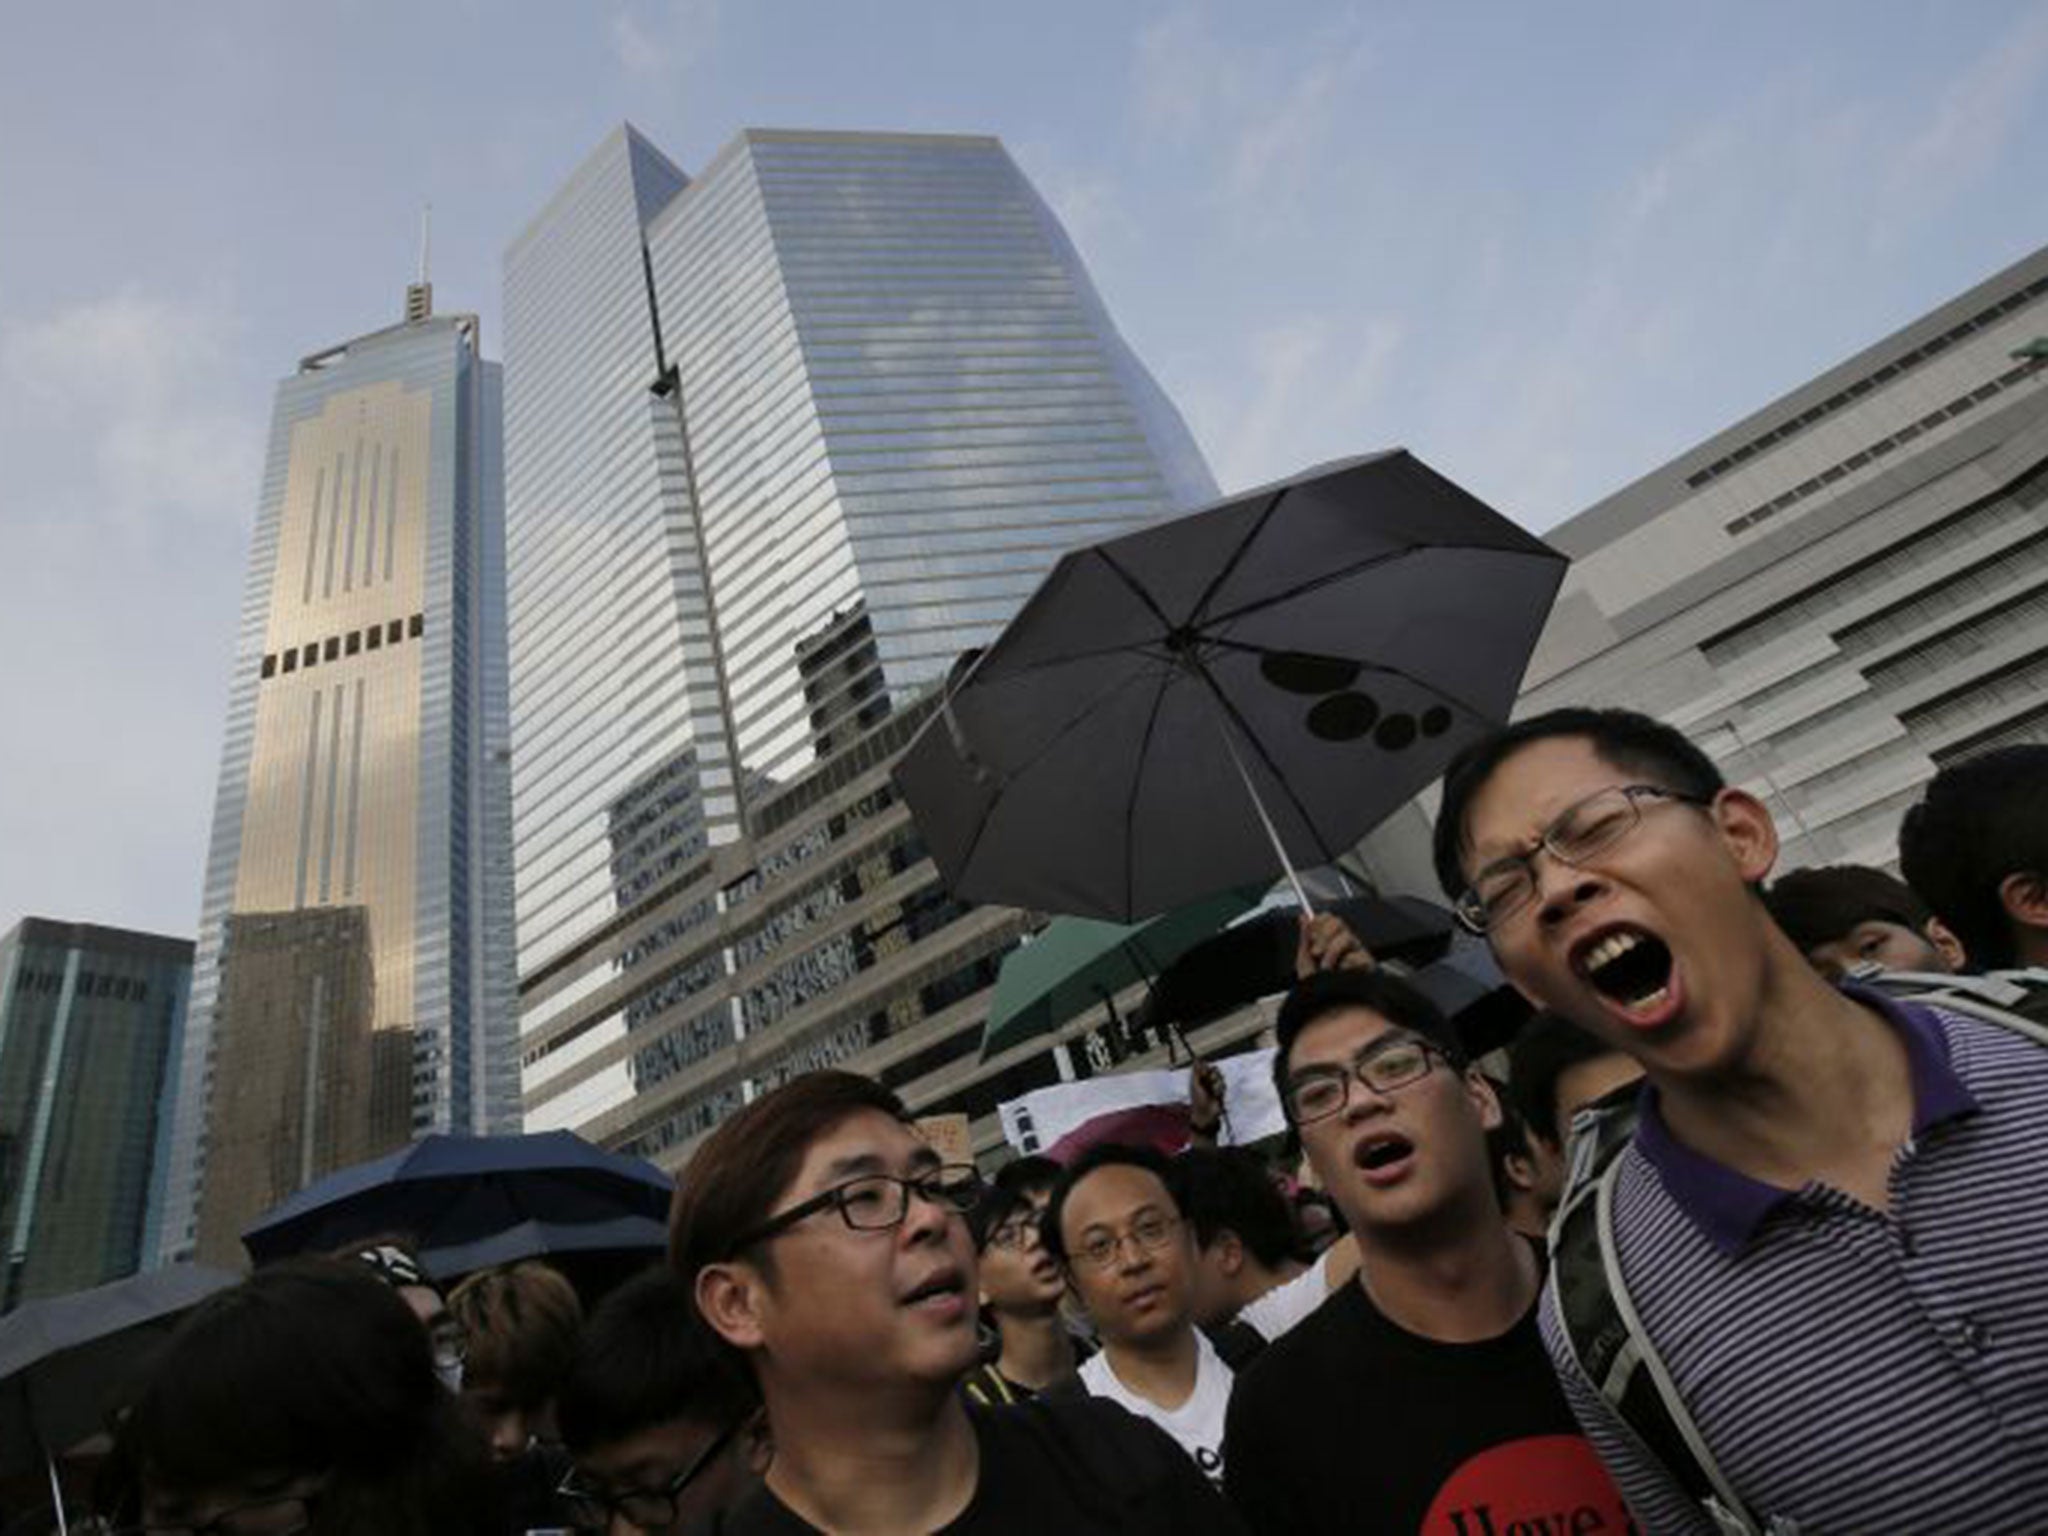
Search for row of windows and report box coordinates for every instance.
[1702,462,2048,666]
[1689,273,2048,489]
[11,968,152,1002]
[1862,579,2048,691]
[1725,357,2044,536]
[1835,530,2048,658]
[259,614,423,679]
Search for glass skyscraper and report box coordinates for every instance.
[158,288,517,1265]
[507,126,1214,1160]
[0,919,190,1307]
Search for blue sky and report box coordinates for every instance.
[4,1,2048,937]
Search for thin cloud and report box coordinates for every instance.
[607,0,718,78]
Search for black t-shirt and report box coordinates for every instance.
[1223,1272,1630,1536]
[705,1396,1248,1535]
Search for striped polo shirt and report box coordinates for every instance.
[1540,989,2048,1534]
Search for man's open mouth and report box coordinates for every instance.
[1573,926,1675,1014]
[902,1269,966,1307]
[1353,1132,1414,1173]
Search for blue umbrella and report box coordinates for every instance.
[240,1130,673,1267]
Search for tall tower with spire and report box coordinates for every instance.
[157,273,517,1265]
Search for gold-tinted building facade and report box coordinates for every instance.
[163,299,518,1265]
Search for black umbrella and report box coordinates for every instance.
[1141,894,1458,1033]
[0,1263,239,1527]
[241,1131,673,1267]
[893,451,1564,923]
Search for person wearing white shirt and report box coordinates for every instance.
[1047,1144,1233,1484]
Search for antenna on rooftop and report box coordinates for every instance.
[405,203,433,324]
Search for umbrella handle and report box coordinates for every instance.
[1211,710,1316,915]
[47,1450,69,1536]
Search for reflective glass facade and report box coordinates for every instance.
[506,127,1215,1160]
[160,307,516,1265]
[1522,243,2048,869]
[0,920,190,1306]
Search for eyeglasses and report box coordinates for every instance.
[558,1416,746,1530]
[1068,1212,1182,1272]
[1453,784,1710,934]
[119,1490,318,1536]
[987,1209,1046,1251]
[1284,1037,1445,1124]
[728,1163,984,1253]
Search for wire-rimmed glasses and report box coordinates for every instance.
[1453,784,1709,933]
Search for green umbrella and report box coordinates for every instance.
[982,885,1267,1059]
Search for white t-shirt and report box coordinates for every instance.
[1235,1247,1338,1344]
[1078,1328,1233,1484]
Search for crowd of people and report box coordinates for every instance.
[64,714,2048,1533]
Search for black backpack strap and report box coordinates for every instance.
[1550,1095,1763,1536]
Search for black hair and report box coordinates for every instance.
[103,1258,500,1536]
[1042,1142,1178,1267]
[1431,707,1726,901]
[1506,1010,1621,1148]
[1169,1147,1309,1270]
[968,1154,1063,1250]
[1271,968,1464,1119]
[1764,864,1936,953]
[554,1265,758,1455]
[1899,744,2048,970]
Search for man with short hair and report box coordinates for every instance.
[1900,743,2048,971]
[962,1156,1085,1406]
[1045,1144,1234,1484]
[1436,705,2048,1532]
[555,1266,760,1535]
[1222,969,1627,1535]
[1765,862,1966,981]
[674,1071,1246,1534]
[1504,1011,1642,1220]
[1168,1147,1316,1364]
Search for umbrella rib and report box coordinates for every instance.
[1201,636,1505,728]
[1186,482,1292,630]
[1185,654,1344,869]
[1119,670,1177,918]
[1198,540,1560,632]
[950,660,1176,881]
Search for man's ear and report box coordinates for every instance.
[1711,787,1780,885]
[1502,1151,1540,1196]
[1212,1229,1246,1278]
[1466,1069,1503,1133]
[1998,871,2048,943]
[1925,916,1968,972]
[696,1260,769,1353]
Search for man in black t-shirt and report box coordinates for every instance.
[672,1070,1245,1535]
[1223,972,1628,1536]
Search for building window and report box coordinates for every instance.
[324,637,340,661]
[408,613,424,638]
[261,654,277,678]
[303,644,319,668]
[283,651,298,673]
[387,619,403,644]
[367,627,382,650]
[345,630,361,655]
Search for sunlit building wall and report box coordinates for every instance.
[506,126,1216,1163]
[159,293,517,1265]
[1522,243,2048,869]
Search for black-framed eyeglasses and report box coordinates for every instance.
[118,1489,319,1536]
[557,1416,746,1530]
[727,1163,985,1254]
[1068,1211,1182,1272]
[1453,783,1711,934]
[1283,1036,1445,1124]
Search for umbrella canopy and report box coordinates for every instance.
[982,884,1265,1059]
[418,1213,669,1283]
[241,1130,673,1266]
[0,1263,239,1478]
[1142,893,1458,1033]
[893,450,1565,923]
[1407,936,1533,1059]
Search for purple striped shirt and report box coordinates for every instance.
[1541,991,2048,1534]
